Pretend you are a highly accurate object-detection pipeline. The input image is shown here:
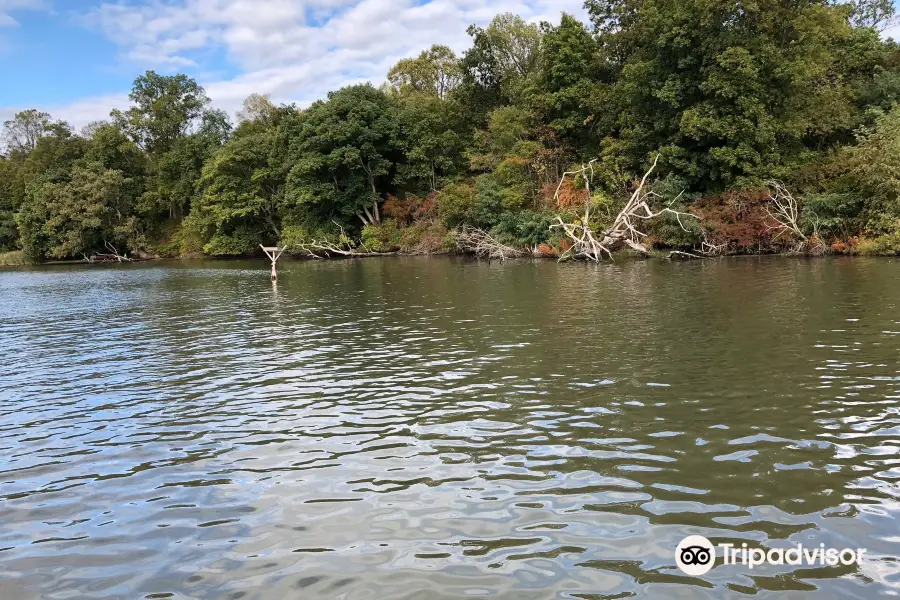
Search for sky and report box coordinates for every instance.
[1,1,898,132]
[0,0,588,131]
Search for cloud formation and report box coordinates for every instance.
[3,0,585,129]
[0,0,46,27]
[3,1,900,133]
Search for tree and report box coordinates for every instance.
[286,85,399,227]
[583,0,871,189]
[0,157,17,250]
[834,105,900,233]
[237,94,278,124]
[459,13,543,117]
[393,93,466,192]
[194,129,284,254]
[534,13,602,154]
[388,45,462,99]
[3,109,54,153]
[111,71,211,155]
[850,0,897,30]
[17,162,136,259]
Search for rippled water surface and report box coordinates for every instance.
[1,257,899,599]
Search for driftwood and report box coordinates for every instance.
[551,156,698,261]
[294,221,396,258]
[82,241,132,263]
[455,225,524,261]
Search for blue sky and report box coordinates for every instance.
[1,1,898,131]
[0,0,587,130]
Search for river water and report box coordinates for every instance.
[0,257,898,599]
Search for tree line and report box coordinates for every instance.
[2,0,899,262]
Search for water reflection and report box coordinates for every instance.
[0,256,898,599]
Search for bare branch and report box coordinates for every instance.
[456,226,524,261]
[550,155,700,261]
[764,181,807,243]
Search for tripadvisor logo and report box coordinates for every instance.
[675,535,866,576]
[676,535,715,576]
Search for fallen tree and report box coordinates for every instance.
[764,181,826,255]
[455,225,525,261]
[292,221,397,258]
[81,241,133,263]
[550,156,698,261]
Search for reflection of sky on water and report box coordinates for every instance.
[0,256,898,598]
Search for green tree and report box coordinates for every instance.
[2,109,55,153]
[17,162,136,259]
[835,104,900,233]
[534,13,602,155]
[393,93,466,192]
[194,129,284,254]
[388,45,462,99]
[286,85,399,227]
[0,157,18,250]
[111,71,211,155]
[584,0,875,188]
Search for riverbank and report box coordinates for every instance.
[4,243,899,269]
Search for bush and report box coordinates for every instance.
[361,220,403,252]
[436,182,477,228]
[490,210,553,247]
[0,250,30,266]
[202,224,263,256]
[400,221,455,254]
[856,232,900,256]
[694,189,786,253]
[801,193,866,239]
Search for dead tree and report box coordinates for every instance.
[455,225,524,261]
[294,221,395,258]
[551,155,698,261]
[764,181,826,255]
[765,181,807,242]
[83,241,132,263]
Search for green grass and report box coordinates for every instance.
[0,250,32,266]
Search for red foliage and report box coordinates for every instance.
[537,243,557,257]
[542,179,588,210]
[382,193,437,224]
[694,190,788,253]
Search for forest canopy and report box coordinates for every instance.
[2,0,900,262]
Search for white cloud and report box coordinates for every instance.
[0,0,46,27]
[0,94,129,133]
[5,0,587,130]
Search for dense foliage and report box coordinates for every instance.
[2,1,899,262]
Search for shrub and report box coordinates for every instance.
[436,175,504,229]
[401,221,454,254]
[436,182,477,228]
[694,189,785,253]
[202,225,263,256]
[0,250,30,266]
[361,220,403,252]
[801,193,866,239]
[855,232,900,256]
[490,210,553,247]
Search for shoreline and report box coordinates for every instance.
[2,249,896,269]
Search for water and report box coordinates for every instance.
[1,256,898,599]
